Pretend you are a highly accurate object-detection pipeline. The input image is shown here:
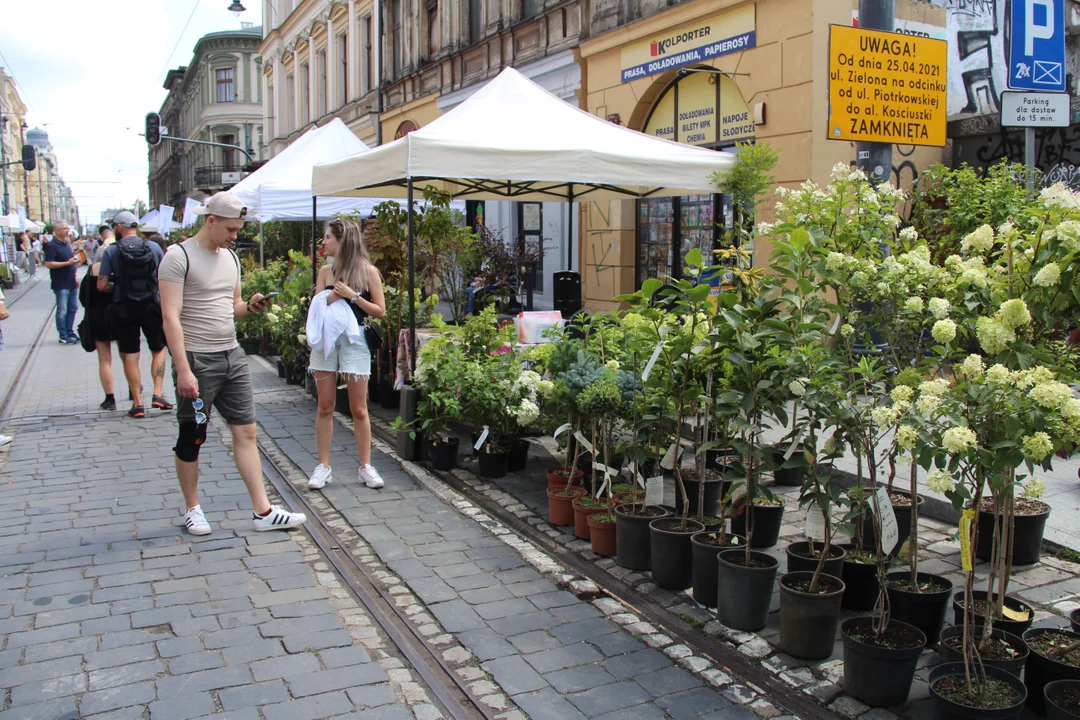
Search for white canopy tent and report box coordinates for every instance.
[311,66,735,367]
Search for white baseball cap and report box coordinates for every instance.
[193,191,247,219]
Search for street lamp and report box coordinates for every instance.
[227,0,246,15]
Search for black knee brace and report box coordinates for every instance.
[174,422,207,462]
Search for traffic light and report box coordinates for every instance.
[145,112,162,146]
[20,144,35,172]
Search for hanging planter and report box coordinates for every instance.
[730,497,786,549]
[572,496,609,540]
[690,530,746,608]
[506,437,530,472]
[778,571,845,660]
[649,518,704,590]
[885,571,953,650]
[841,617,926,707]
[587,513,617,557]
[838,543,882,611]
[1044,679,1080,720]
[785,541,846,577]
[546,467,583,490]
[614,505,668,571]
[422,436,459,472]
[1023,628,1080,715]
[952,591,1034,638]
[547,486,586,526]
[938,625,1028,677]
[975,498,1051,566]
[715,549,778,631]
[928,661,1027,719]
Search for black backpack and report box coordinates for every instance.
[114,239,157,304]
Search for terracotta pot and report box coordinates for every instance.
[546,467,583,490]
[572,497,610,540]
[588,514,617,556]
[547,486,586,526]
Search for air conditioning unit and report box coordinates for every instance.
[222,171,242,184]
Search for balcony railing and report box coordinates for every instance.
[193,165,242,188]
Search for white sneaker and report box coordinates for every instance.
[184,505,212,536]
[308,463,332,489]
[253,505,307,531]
[360,464,384,489]
[0,435,11,448]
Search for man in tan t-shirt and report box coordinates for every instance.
[158,191,306,536]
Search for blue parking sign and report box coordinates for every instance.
[1009,0,1066,92]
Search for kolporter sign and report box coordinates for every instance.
[621,5,756,84]
[827,24,948,147]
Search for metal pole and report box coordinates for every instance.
[566,188,574,271]
[1025,127,1036,192]
[259,219,264,268]
[855,0,895,185]
[1,118,8,216]
[407,177,416,375]
[311,196,318,287]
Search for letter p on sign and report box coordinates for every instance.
[1026,0,1055,55]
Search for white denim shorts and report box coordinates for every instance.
[308,333,371,380]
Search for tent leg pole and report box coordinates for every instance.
[566,189,574,272]
[259,220,264,269]
[407,178,416,376]
[311,196,318,287]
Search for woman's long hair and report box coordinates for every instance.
[328,218,372,293]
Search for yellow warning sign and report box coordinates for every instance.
[827,24,948,147]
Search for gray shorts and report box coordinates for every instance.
[174,347,256,426]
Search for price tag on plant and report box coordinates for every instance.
[959,508,975,572]
[659,443,678,470]
[874,486,900,556]
[784,429,808,462]
[596,474,612,499]
[473,426,489,451]
[641,341,664,383]
[574,432,594,455]
[592,462,618,477]
[635,470,645,489]
[805,507,826,541]
[645,476,664,506]
[553,423,571,439]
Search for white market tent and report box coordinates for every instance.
[311,66,735,366]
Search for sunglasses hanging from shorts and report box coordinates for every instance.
[192,398,207,425]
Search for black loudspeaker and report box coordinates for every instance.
[552,271,582,319]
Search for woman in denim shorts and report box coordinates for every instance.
[307,218,386,491]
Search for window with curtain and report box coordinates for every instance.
[220,134,236,169]
[215,68,234,103]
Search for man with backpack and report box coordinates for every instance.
[98,210,174,418]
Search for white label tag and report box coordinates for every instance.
[829,313,841,336]
[874,486,900,555]
[805,506,826,541]
[642,341,664,383]
[645,476,664,506]
[595,475,612,499]
[592,462,618,476]
[553,423,571,439]
[659,443,678,470]
[473,426,489,451]
[636,471,646,489]
[784,429,809,462]
[574,431,594,455]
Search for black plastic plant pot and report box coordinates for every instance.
[838,544,883,611]
[380,380,400,410]
[691,531,746,609]
[730,502,785,549]
[506,438,529,472]
[769,445,805,487]
[674,477,729,519]
[1045,679,1080,720]
[952,591,1034,638]
[1072,608,1080,635]
[885,571,953,650]
[705,448,741,474]
[615,505,669,571]
[856,490,923,558]
[779,571,845,660]
[928,661,1027,719]
[423,436,459,472]
[335,386,351,415]
[648,518,704,590]
[716,549,778,632]
[938,625,1028,677]
[476,448,509,479]
[841,617,926,707]
[1023,627,1080,715]
[975,502,1051,566]
[276,359,287,379]
[785,541,846,577]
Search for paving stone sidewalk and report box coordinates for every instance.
[0,297,450,719]
[246,356,760,720]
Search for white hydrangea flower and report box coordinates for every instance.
[297,334,307,345]
[961,224,995,254]
[916,395,942,415]
[959,354,984,378]
[896,425,918,450]
[942,426,978,453]
[1022,477,1047,500]
[1030,381,1074,410]
[932,319,957,344]
[265,312,279,324]
[891,385,914,403]
[899,226,918,242]
[927,469,954,494]
[1033,263,1061,287]
[514,398,540,426]
[919,379,950,397]
[840,324,855,338]
[928,298,951,320]
[871,406,900,427]
[789,379,807,397]
[904,297,924,313]
[1021,432,1053,461]
[998,299,1031,331]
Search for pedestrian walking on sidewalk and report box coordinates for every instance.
[159,191,306,535]
[306,217,386,492]
[80,259,118,410]
[42,220,81,345]
[98,210,174,417]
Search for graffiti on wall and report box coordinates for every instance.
[954,124,1080,190]
[943,0,1007,119]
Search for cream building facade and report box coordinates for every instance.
[0,70,30,220]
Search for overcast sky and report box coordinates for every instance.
[1,0,263,229]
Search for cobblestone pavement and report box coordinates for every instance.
[246,356,759,720]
